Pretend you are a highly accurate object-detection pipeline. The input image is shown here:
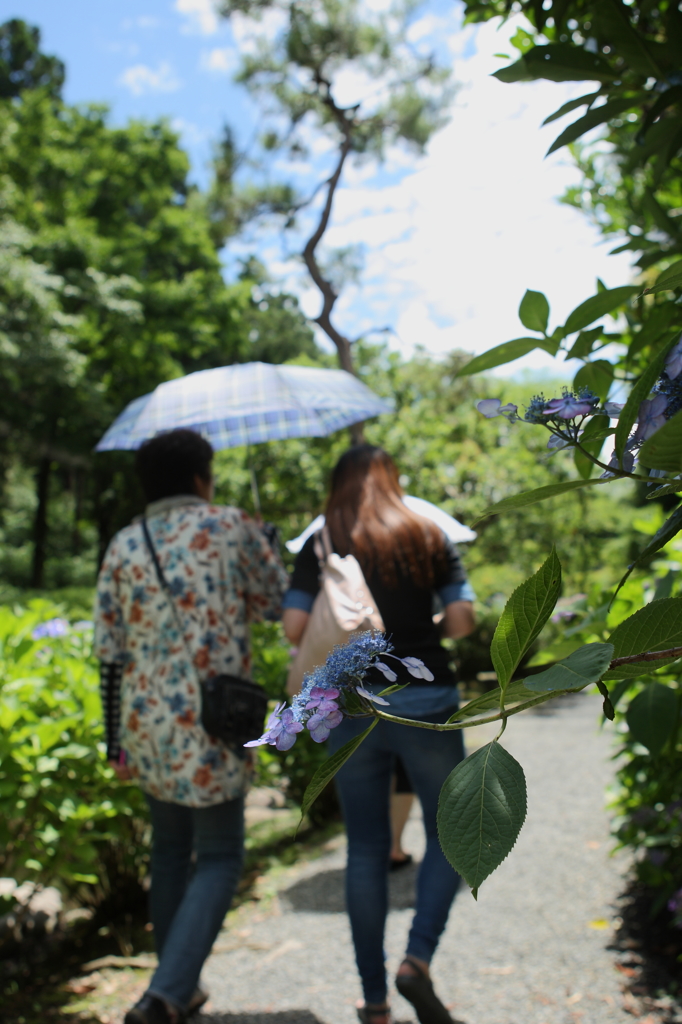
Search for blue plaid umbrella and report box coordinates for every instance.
[96,362,393,452]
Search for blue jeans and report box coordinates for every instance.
[329,708,464,1005]
[145,794,244,1011]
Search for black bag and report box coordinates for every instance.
[141,518,268,750]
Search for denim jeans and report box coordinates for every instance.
[329,707,464,1005]
[145,794,244,1011]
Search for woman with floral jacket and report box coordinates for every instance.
[95,428,287,1024]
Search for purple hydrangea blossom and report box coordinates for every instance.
[356,685,390,705]
[600,450,635,478]
[245,632,434,750]
[401,657,435,681]
[633,394,668,443]
[665,337,682,381]
[244,702,304,751]
[542,395,595,419]
[32,618,70,640]
[603,402,625,418]
[476,399,518,420]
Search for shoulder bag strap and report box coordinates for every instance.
[141,518,197,671]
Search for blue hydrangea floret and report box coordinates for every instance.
[245,631,434,751]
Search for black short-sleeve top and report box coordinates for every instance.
[283,531,476,687]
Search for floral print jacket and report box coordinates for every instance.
[94,495,288,807]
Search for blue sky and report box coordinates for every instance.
[2,0,634,376]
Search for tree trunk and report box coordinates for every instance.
[31,457,51,588]
[72,468,82,555]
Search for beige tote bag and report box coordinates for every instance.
[286,528,385,695]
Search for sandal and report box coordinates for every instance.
[186,985,209,1017]
[356,1004,393,1024]
[395,958,462,1024]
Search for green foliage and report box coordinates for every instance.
[626,682,679,755]
[0,601,149,901]
[490,548,562,692]
[300,720,377,821]
[639,410,682,472]
[518,289,550,333]
[523,642,614,691]
[437,741,527,899]
[472,479,606,525]
[605,597,682,677]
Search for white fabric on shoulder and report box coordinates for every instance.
[285,497,476,553]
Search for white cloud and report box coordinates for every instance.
[119,61,181,95]
[288,17,633,374]
[200,47,236,74]
[175,0,220,35]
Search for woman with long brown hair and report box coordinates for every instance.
[283,446,476,1024]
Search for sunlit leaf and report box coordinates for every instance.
[564,286,639,334]
[300,720,377,820]
[490,548,561,691]
[437,741,526,898]
[605,597,682,678]
[457,338,550,377]
[472,479,606,524]
[523,643,614,692]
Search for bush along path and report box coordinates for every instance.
[178,691,642,1024]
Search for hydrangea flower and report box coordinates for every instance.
[542,393,596,419]
[32,618,70,640]
[601,451,635,478]
[665,336,682,381]
[245,702,304,751]
[476,399,518,420]
[633,394,668,443]
[603,402,625,418]
[245,632,433,750]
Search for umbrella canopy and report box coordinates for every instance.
[96,362,393,452]
[286,496,477,553]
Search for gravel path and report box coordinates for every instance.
[199,691,632,1024]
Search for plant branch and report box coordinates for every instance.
[609,645,682,668]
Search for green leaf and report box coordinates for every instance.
[472,479,606,525]
[542,90,601,125]
[447,678,564,723]
[518,290,549,333]
[564,286,639,334]
[613,507,682,597]
[573,360,614,403]
[457,338,548,377]
[493,43,615,85]
[605,597,682,678]
[523,643,614,692]
[300,720,377,820]
[643,260,682,295]
[490,548,562,692]
[615,333,680,464]
[626,683,678,756]
[437,741,527,898]
[646,478,682,500]
[653,570,677,601]
[639,410,682,473]
[566,326,604,360]
[546,97,637,155]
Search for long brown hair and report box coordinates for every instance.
[325,445,447,588]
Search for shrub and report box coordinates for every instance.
[0,600,149,907]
